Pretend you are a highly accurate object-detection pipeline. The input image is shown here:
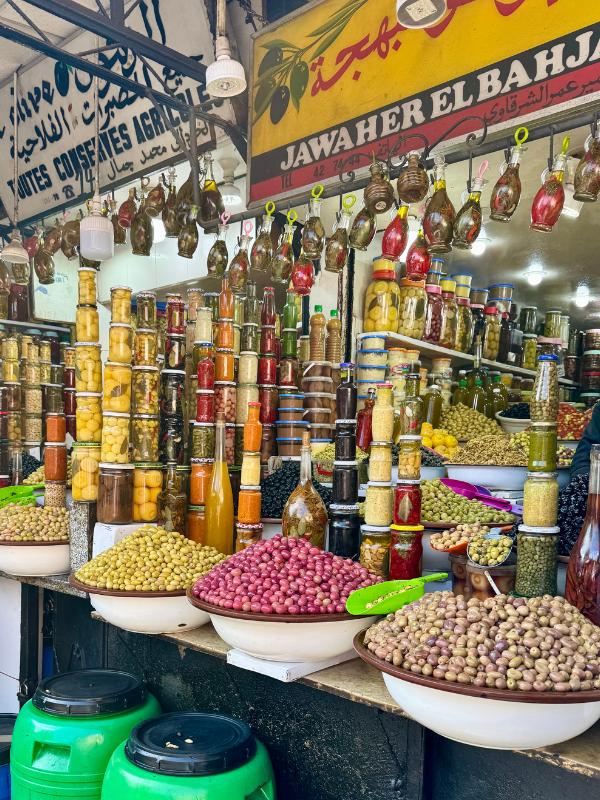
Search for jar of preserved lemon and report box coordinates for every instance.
[110,285,132,323]
[133,462,163,522]
[108,323,133,364]
[3,360,19,382]
[75,343,102,392]
[363,259,401,333]
[71,442,101,501]
[132,414,159,461]
[78,267,97,305]
[397,278,426,338]
[134,327,158,366]
[75,392,102,442]
[100,411,130,463]
[76,304,100,342]
[103,362,132,413]
[132,365,159,415]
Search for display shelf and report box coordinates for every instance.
[0,318,71,334]
[381,332,578,387]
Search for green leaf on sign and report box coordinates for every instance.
[310,27,344,60]
[261,38,294,50]
[290,61,309,112]
[308,4,357,37]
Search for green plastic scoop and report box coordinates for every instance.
[0,485,44,509]
[346,572,448,616]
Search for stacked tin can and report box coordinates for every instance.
[159,293,186,465]
[256,286,279,463]
[236,401,263,550]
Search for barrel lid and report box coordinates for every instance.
[125,712,255,776]
[32,669,145,717]
[0,713,16,766]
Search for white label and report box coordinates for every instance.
[405,0,438,22]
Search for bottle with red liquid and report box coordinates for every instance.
[453,161,488,250]
[227,232,251,294]
[405,227,430,280]
[261,286,276,327]
[291,250,315,296]
[356,388,376,451]
[530,136,570,232]
[325,196,355,273]
[423,153,455,253]
[381,205,409,260]
[566,443,600,625]
[271,214,296,285]
[574,122,600,201]
[489,127,528,222]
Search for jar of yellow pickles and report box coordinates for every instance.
[64,346,75,368]
[133,462,163,522]
[75,343,102,392]
[75,392,102,442]
[3,360,19,382]
[78,267,97,305]
[110,285,131,323]
[363,259,401,333]
[71,442,101,501]
[136,290,157,329]
[397,278,426,338]
[103,362,132,413]
[132,365,159,415]
[76,304,100,342]
[134,328,158,366]
[131,414,159,461]
[100,411,130,463]
[108,323,133,363]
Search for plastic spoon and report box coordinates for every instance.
[441,478,522,514]
[346,572,448,616]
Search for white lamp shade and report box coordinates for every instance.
[1,229,30,265]
[80,196,114,261]
[206,36,246,97]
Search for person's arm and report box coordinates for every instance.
[571,405,600,476]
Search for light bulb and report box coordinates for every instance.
[525,265,546,286]
[471,237,489,257]
[396,0,447,28]
[206,36,246,98]
[152,217,166,244]
[80,194,114,261]
[575,283,590,308]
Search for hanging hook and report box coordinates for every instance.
[466,148,475,193]
[547,125,556,172]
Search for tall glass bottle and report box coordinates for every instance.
[423,153,455,253]
[452,376,467,405]
[348,206,376,251]
[162,168,180,237]
[205,415,234,555]
[198,153,224,227]
[566,444,600,625]
[227,233,251,294]
[302,192,325,258]
[244,281,260,326]
[574,124,600,202]
[405,227,431,280]
[396,373,423,437]
[282,430,328,548]
[207,220,229,275]
[251,212,274,272]
[490,130,526,222]
[468,376,487,413]
[325,205,352,273]
[452,162,487,249]
[531,137,569,232]
[291,250,315,296]
[271,222,295,284]
[382,205,409,260]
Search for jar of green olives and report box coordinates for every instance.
[515,524,559,597]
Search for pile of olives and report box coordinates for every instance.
[75,526,225,592]
[440,404,501,440]
[467,533,513,566]
[0,504,69,542]
[421,480,515,525]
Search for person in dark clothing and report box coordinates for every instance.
[570,404,600,476]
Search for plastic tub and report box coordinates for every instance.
[304,392,332,409]
[11,670,160,800]
[357,364,387,381]
[278,407,304,422]
[357,348,388,367]
[302,361,332,378]
[309,423,333,440]
[301,375,333,393]
[275,420,309,439]
[278,392,304,410]
[357,333,386,350]
[276,437,302,457]
[488,282,514,299]
[302,407,331,425]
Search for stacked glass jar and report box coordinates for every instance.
[301,304,334,445]
[328,364,361,560]
[2,336,21,480]
[360,382,395,578]
[62,345,76,440]
[233,285,261,466]
[515,354,560,596]
[213,279,236,467]
[235,401,263,550]
[22,338,42,449]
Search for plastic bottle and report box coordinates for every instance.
[469,376,487,413]
[205,415,234,555]
[325,309,342,364]
[309,305,327,361]
[452,377,467,406]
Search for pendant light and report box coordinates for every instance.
[79,73,114,261]
[205,0,247,98]
[396,0,447,28]
[1,72,29,266]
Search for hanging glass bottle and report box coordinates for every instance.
[270,210,296,285]
[144,175,166,217]
[178,205,199,259]
[574,121,600,202]
[162,167,180,237]
[405,226,430,280]
[397,150,429,204]
[530,136,570,232]
[207,212,229,276]
[301,184,326,258]
[131,183,153,256]
[349,206,376,250]
[175,168,194,228]
[490,127,528,222]
[363,156,395,215]
[109,198,126,245]
[197,152,224,228]
[291,250,314,296]
[324,195,355,273]
[250,201,275,272]
[118,187,137,229]
[228,223,252,294]
[453,160,488,249]
[423,153,455,253]
[382,204,409,260]
[61,217,80,260]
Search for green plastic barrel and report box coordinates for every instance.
[11,669,161,800]
[101,713,276,799]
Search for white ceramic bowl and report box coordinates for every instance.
[0,541,70,576]
[446,464,527,491]
[495,411,531,434]
[192,598,375,662]
[356,638,600,750]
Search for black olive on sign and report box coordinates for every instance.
[258,47,283,76]
[270,86,290,125]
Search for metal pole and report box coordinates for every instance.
[189,110,201,208]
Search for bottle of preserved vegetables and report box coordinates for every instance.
[282,430,328,548]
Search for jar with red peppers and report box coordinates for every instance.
[166,293,185,333]
[389,524,424,580]
[196,389,215,423]
[394,480,421,525]
[423,284,443,344]
[260,326,277,355]
[259,385,278,423]
[258,355,277,385]
[215,348,235,381]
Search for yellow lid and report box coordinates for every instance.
[390,524,425,532]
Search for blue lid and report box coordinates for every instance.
[488,283,514,288]
[431,257,446,265]
[279,393,304,398]
[278,407,304,413]
[340,362,355,368]
[538,354,559,361]
[276,437,303,442]
[471,287,488,292]
[312,438,333,443]
[357,348,388,354]
[357,364,387,370]
[451,271,472,277]
[357,378,387,384]
[276,420,309,426]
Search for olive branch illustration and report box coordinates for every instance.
[254,0,368,125]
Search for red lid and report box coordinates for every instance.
[425,284,442,294]
[372,270,396,280]
[484,305,498,314]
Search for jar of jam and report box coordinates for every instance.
[237,487,262,524]
[97,463,134,524]
[191,422,215,459]
[260,326,276,355]
[335,421,357,461]
[64,389,77,416]
[389,524,424,580]
[136,291,157,329]
[64,367,75,389]
[187,505,207,543]
[46,413,66,443]
[166,293,185,333]
[258,386,278,423]
[215,348,234,381]
[161,369,185,415]
[44,441,67,481]
[132,366,159,415]
[72,442,101,502]
[190,458,213,505]
[134,328,158,366]
[196,390,215,423]
[66,415,76,439]
[393,481,421,525]
[197,346,215,389]
[132,462,163,522]
[332,461,359,504]
[328,504,361,559]
[217,320,234,349]
[235,521,263,551]
[258,355,277,385]
[110,286,132,324]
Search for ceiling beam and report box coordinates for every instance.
[20,0,207,83]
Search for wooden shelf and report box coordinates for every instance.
[382,332,578,387]
[0,318,71,334]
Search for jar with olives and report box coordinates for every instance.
[132,414,159,461]
[7,411,21,441]
[363,261,402,333]
[97,462,134,524]
[423,284,443,344]
[75,343,102,392]
[455,298,473,353]
[134,328,158,366]
[136,291,157,328]
[397,278,426,338]
[110,286,132,324]
[483,306,500,360]
[100,411,130,463]
[515,524,559,596]
[530,354,559,422]
[522,334,538,370]
[528,422,557,471]
[75,392,102,442]
[132,462,163,522]
[109,323,133,364]
[103,362,132,413]
[439,279,458,349]
[72,442,101,502]
[132,366,159,415]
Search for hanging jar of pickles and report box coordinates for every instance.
[324,195,355,273]
[453,161,488,249]
[531,136,570,232]
[490,127,528,222]
[363,157,395,215]
[250,202,275,272]
[574,122,600,202]
[227,222,252,294]
[291,250,314,296]
[162,167,180,237]
[382,204,409,260]
[301,185,326,258]
[397,151,429,204]
[423,153,455,253]
[405,227,430,280]
[178,205,199,259]
[206,212,229,275]
[197,153,224,227]
[131,184,153,256]
[349,206,375,251]
[270,210,296,285]
[144,175,166,217]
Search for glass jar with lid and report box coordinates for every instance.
[158,463,187,533]
[3,360,18,383]
[397,278,426,339]
[78,268,97,305]
[455,297,473,353]
[397,373,423,435]
[103,362,132,413]
[359,524,391,578]
[523,471,559,526]
[519,306,537,334]
[132,414,159,461]
[46,413,66,443]
[522,334,538,370]
[166,293,185,334]
[25,360,42,385]
[7,411,21,441]
[110,286,131,324]
[515,524,559,596]
[136,290,157,329]
[438,279,458,349]
[235,384,259,424]
[423,284,443,344]
[75,343,102,392]
[160,369,185,415]
[483,306,501,360]
[531,354,559,422]
[76,305,99,342]
[100,412,130,463]
[195,307,213,343]
[97,462,134,524]
[24,384,42,414]
[191,422,215,459]
[368,441,392,482]
[24,414,42,443]
[397,435,422,479]
[544,309,562,339]
[64,389,76,416]
[44,442,67,481]
[470,304,486,353]
[372,383,394,441]
[363,259,401,333]
[132,366,159,415]
[389,524,424,580]
[134,328,158,366]
[190,458,213,505]
[76,392,102,442]
[241,324,259,353]
[364,482,393,526]
[43,384,64,415]
[109,323,133,364]
[64,346,75,368]
[72,442,101,501]
[2,383,19,412]
[528,422,557,472]
[132,462,163,522]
